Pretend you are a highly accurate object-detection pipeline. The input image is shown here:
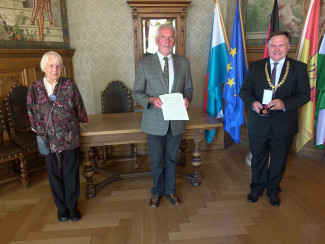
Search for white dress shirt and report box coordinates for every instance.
[270,57,286,89]
[43,77,58,96]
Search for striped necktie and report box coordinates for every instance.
[163,57,169,91]
[271,62,278,85]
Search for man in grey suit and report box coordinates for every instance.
[133,24,193,208]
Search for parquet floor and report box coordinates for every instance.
[1,143,325,243]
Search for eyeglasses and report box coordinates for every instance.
[48,64,61,69]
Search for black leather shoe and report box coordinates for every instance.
[247,192,261,203]
[58,209,69,222]
[69,208,81,221]
[268,194,281,207]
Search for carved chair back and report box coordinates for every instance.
[4,85,37,153]
[0,97,30,187]
[101,81,132,114]
[4,85,31,136]
[100,81,138,169]
[0,101,9,144]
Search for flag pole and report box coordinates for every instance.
[319,22,325,44]
[215,0,230,50]
[238,0,248,68]
[295,0,312,59]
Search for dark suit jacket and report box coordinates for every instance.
[239,57,310,137]
[133,53,193,136]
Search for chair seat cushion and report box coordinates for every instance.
[0,141,22,159]
[13,131,37,151]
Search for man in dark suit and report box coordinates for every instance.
[239,31,310,207]
[133,24,193,208]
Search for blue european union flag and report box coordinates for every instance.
[222,0,247,143]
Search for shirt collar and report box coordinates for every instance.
[270,56,286,65]
[43,77,58,85]
[157,51,172,61]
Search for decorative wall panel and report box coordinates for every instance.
[67,0,235,114]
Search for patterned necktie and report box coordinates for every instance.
[163,57,169,91]
[271,62,278,85]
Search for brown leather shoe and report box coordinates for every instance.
[150,196,160,208]
[167,193,180,206]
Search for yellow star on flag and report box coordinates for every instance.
[227,62,233,72]
[229,48,237,58]
[226,77,235,88]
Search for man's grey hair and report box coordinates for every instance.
[155,23,177,39]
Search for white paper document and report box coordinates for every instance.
[262,89,273,104]
[159,93,189,120]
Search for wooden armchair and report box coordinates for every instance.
[4,85,38,159]
[100,81,138,169]
[0,101,29,188]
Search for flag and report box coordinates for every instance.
[296,0,320,152]
[203,0,228,143]
[222,0,247,144]
[263,0,279,58]
[315,35,325,149]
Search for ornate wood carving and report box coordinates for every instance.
[126,0,191,69]
[0,49,75,100]
[246,45,297,64]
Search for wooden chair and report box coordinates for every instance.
[100,81,138,169]
[4,85,39,166]
[0,101,30,188]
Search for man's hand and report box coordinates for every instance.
[149,97,163,108]
[184,98,189,109]
[268,99,285,110]
[252,101,263,114]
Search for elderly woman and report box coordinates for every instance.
[27,51,88,222]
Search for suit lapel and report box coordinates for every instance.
[171,54,179,92]
[153,53,168,90]
[279,57,288,81]
[267,58,271,80]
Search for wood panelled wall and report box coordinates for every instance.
[0,49,75,101]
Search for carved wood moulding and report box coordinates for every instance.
[246,45,297,63]
[127,0,191,68]
[0,49,75,58]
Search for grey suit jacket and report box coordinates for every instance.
[133,53,194,136]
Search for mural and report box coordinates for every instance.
[244,0,325,46]
[0,0,69,48]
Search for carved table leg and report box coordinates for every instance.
[96,146,105,168]
[19,157,30,188]
[178,139,188,166]
[130,143,138,170]
[191,138,202,186]
[82,147,97,198]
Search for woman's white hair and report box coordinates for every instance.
[40,51,63,72]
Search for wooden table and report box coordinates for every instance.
[81,108,222,198]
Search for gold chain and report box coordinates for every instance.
[265,61,289,92]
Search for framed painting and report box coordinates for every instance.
[0,0,69,49]
[243,0,325,46]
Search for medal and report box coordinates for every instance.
[49,94,56,101]
[261,105,268,115]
